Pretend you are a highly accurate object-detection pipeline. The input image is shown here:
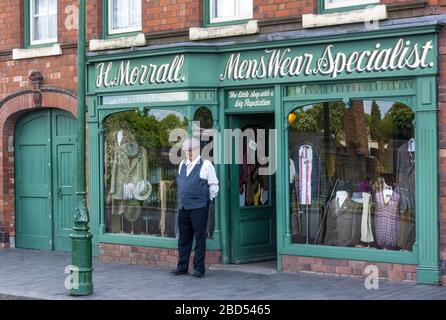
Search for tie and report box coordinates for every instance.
[186,162,193,176]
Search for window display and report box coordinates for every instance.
[103,109,219,239]
[289,100,416,251]
[239,125,270,207]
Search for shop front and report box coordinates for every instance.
[86,22,441,284]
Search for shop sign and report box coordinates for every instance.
[227,88,275,109]
[95,55,185,89]
[219,38,435,82]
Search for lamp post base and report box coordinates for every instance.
[70,224,93,296]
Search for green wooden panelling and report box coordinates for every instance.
[415,76,440,284]
[87,23,440,64]
[274,84,286,269]
[88,30,439,93]
[218,88,230,264]
[85,27,441,283]
[286,79,416,98]
[87,119,101,256]
[228,114,277,263]
[15,109,77,252]
[15,110,53,250]
[52,110,77,252]
[191,90,217,102]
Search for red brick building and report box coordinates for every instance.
[0,0,445,286]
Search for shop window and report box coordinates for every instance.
[193,107,216,239]
[28,0,58,46]
[104,109,192,238]
[321,0,379,12]
[107,0,142,35]
[208,0,253,24]
[288,100,415,252]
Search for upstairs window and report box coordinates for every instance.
[209,0,253,24]
[324,0,379,10]
[30,0,57,45]
[108,0,142,35]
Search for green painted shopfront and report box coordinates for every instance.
[83,18,442,285]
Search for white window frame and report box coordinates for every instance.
[30,0,58,46]
[324,0,379,10]
[209,0,253,24]
[108,0,142,35]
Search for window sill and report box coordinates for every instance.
[89,33,146,52]
[303,5,387,29]
[189,20,258,41]
[12,44,62,60]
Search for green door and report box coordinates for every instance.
[15,109,76,251]
[51,110,77,251]
[229,113,276,263]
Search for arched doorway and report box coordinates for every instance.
[15,108,77,251]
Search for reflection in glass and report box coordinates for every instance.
[239,125,270,208]
[288,101,415,251]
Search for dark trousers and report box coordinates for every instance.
[177,205,209,274]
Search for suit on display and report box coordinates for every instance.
[108,130,148,232]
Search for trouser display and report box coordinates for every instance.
[177,205,209,275]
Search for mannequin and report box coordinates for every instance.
[109,129,148,232]
[336,190,348,208]
[382,181,393,204]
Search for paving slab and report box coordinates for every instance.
[0,249,445,300]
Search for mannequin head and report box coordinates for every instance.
[336,190,348,207]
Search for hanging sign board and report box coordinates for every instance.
[226,88,275,110]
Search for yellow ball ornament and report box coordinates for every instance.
[288,112,297,126]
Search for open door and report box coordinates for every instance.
[229,113,276,264]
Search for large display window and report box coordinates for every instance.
[103,109,188,238]
[288,100,416,252]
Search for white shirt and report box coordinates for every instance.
[178,156,219,201]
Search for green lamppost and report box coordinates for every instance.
[70,0,93,296]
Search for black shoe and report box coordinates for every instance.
[170,269,188,276]
[190,270,204,278]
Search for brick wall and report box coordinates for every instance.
[99,244,221,268]
[282,256,417,282]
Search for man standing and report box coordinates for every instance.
[171,138,219,277]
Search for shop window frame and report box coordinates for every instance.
[318,0,380,14]
[203,0,253,28]
[279,77,439,282]
[88,90,221,252]
[24,0,58,48]
[102,0,142,39]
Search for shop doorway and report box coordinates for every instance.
[15,109,77,251]
[228,113,276,264]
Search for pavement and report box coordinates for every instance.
[0,248,445,300]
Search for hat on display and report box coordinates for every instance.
[133,180,152,201]
[181,138,201,151]
[123,200,141,222]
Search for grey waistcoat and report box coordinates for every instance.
[177,159,210,210]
